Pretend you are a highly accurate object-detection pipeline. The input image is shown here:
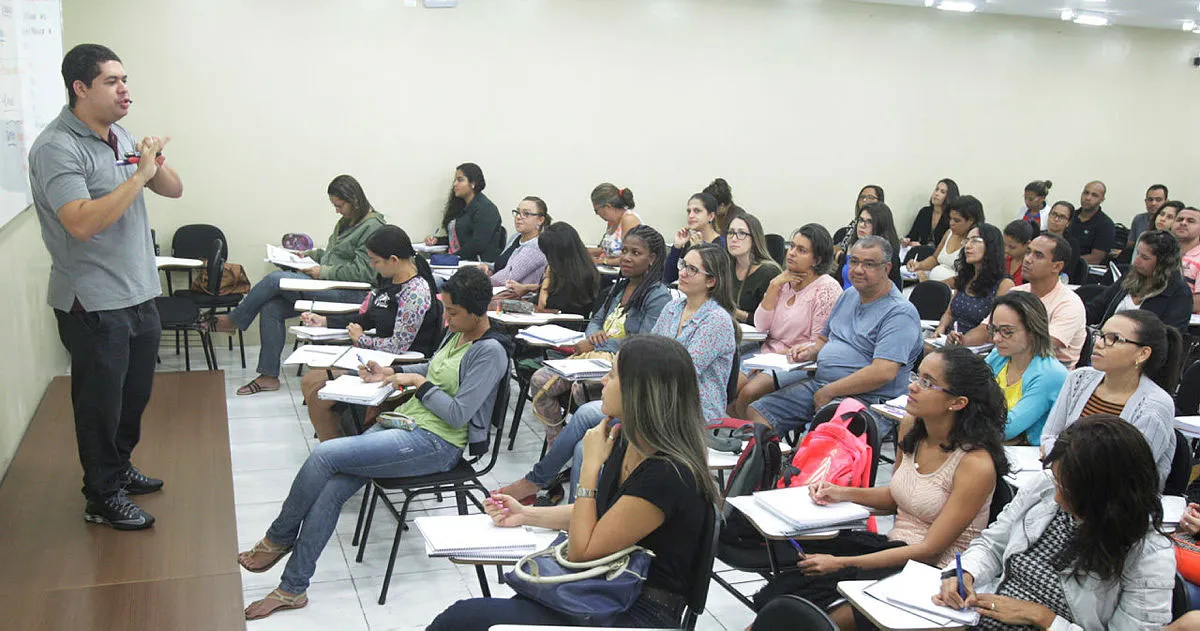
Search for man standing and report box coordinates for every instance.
[1173,206,1200,314]
[1067,180,1115,266]
[29,44,183,530]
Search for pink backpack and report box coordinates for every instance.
[777,398,873,491]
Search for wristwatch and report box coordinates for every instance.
[575,485,597,499]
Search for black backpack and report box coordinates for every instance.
[708,419,782,546]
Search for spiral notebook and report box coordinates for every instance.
[415,514,544,557]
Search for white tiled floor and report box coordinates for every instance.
[158,335,893,630]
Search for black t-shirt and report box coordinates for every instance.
[905,205,949,248]
[596,440,706,597]
[1066,208,1115,256]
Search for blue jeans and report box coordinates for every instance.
[265,425,463,594]
[750,382,896,437]
[426,595,679,631]
[524,401,607,499]
[228,270,367,377]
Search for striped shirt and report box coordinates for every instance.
[1079,391,1125,419]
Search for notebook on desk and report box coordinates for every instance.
[415,514,546,558]
[751,486,871,532]
[863,560,979,626]
[316,375,396,406]
[284,345,422,370]
[266,244,319,270]
[742,353,814,372]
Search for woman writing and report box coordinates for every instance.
[297,226,441,441]
[1040,309,1181,488]
[732,224,842,418]
[1085,229,1192,332]
[983,292,1068,445]
[903,178,959,248]
[662,192,725,284]
[725,211,781,322]
[429,336,720,630]
[752,347,1008,631]
[488,196,550,290]
[909,195,985,284]
[587,183,641,266]
[934,223,1013,344]
[215,174,384,396]
[424,163,503,261]
[935,415,1175,630]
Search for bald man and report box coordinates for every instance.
[1067,180,1115,266]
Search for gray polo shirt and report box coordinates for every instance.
[29,106,158,312]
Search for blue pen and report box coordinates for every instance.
[955,552,966,600]
[357,353,370,373]
[787,537,806,559]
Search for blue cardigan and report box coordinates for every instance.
[985,350,1068,446]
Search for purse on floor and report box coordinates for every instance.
[504,533,655,625]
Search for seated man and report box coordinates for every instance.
[748,236,922,435]
[1174,206,1200,313]
[960,233,1086,368]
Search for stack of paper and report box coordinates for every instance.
[544,358,611,381]
[317,375,395,406]
[284,345,423,369]
[1164,495,1187,527]
[870,394,909,420]
[752,486,870,533]
[289,325,351,341]
[294,299,362,314]
[266,244,319,270]
[283,344,350,368]
[863,561,980,626]
[279,278,372,292]
[928,336,994,354]
[742,353,814,372]
[740,323,767,342]
[1004,446,1042,473]
[414,243,448,254]
[415,514,545,558]
[517,324,587,346]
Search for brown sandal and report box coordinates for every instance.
[237,538,293,573]
[245,588,308,620]
[237,378,280,396]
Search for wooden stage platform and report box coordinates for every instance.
[0,371,244,630]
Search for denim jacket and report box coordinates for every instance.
[957,475,1175,631]
[583,280,671,354]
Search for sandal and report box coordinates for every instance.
[245,588,308,620]
[237,378,280,396]
[237,538,293,573]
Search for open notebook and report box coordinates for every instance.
[863,560,980,626]
[415,514,548,558]
[266,244,319,269]
[283,345,422,370]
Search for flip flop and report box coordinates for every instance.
[237,538,293,573]
[245,588,308,620]
[237,379,280,396]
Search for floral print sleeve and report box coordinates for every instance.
[356,277,432,353]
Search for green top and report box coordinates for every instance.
[310,210,386,282]
[399,332,473,446]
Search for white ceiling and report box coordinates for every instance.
[848,0,1200,32]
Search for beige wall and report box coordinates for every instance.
[55,0,1200,338]
[0,207,68,477]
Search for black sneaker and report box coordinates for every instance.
[122,465,163,495]
[85,493,156,530]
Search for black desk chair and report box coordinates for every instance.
[908,280,951,321]
[751,594,837,631]
[1165,429,1193,497]
[171,225,246,368]
[154,294,217,370]
[765,234,787,267]
[678,502,721,631]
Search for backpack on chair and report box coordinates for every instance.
[708,419,783,547]
[778,398,873,491]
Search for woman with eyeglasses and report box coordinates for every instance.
[837,201,902,290]
[1085,230,1192,333]
[725,211,781,322]
[908,195,985,284]
[662,192,726,284]
[486,197,550,293]
[903,178,959,249]
[835,185,886,255]
[1040,309,1181,488]
[935,415,1175,630]
[933,224,1013,344]
[982,292,1067,446]
[1044,201,1082,283]
[587,183,642,266]
[752,347,1008,629]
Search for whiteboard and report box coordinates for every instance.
[0,0,62,229]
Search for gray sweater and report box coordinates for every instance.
[1040,367,1175,487]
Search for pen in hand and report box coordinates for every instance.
[787,537,806,560]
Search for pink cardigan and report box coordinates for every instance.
[753,274,842,354]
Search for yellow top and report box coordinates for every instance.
[996,362,1023,417]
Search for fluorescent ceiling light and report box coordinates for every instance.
[1060,9,1075,21]
[937,1,977,12]
[1073,13,1109,26]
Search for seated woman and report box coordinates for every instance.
[703,176,738,233]
[215,174,384,395]
[662,192,726,284]
[1003,219,1036,286]
[586,183,641,266]
[909,195,985,284]
[834,185,885,254]
[526,226,670,451]
[732,224,842,418]
[932,223,1013,344]
[751,346,1008,631]
[428,335,720,631]
[487,196,550,291]
[504,222,601,317]
[1040,309,1180,488]
[1157,200,1184,232]
[1086,229,1192,332]
[984,292,1068,445]
[1044,201,1082,283]
[1017,179,1052,230]
[424,163,502,261]
[902,178,958,249]
[837,201,902,290]
[725,211,781,322]
[298,226,440,441]
[935,415,1175,630]
[237,267,511,620]
[497,243,738,505]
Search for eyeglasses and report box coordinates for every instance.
[858,194,879,202]
[847,257,886,270]
[986,324,1018,339]
[965,236,986,245]
[677,260,712,278]
[512,210,544,218]
[909,373,956,395]
[1088,325,1144,348]
[725,229,752,241]
[856,218,874,227]
[1048,212,1071,222]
